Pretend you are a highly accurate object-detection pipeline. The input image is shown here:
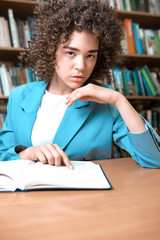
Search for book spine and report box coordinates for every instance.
[139,28,147,54]
[141,74,152,96]
[121,69,129,95]
[112,69,124,94]
[107,0,116,8]
[124,69,134,95]
[129,0,137,11]
[132,22,144,54]
[135,70,146,96]
[0,65,11,96]
[137,0,149,12]
[125,0,131,11]
[150,72,160,95]
[140,67,157,96]
[115,0,123,10]
[0,17,5,47]
[143,65,159,95]
[121,0,126,10]
[8,9,20,47]
[132,70,139,95]
[121,27,128,53]
[123,18,136,54]
[4,19,12,47]
[148,0,159,14]
[144,29,156,55]
[152,109,160,134]
[154,31,160,55]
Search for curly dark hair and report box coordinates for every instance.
[19,0,124,84]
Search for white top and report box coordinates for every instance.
[31,90,67,146]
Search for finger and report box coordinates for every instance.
[66,88,89,106]
[65,89,79,105]
[53,144,74,170]
[35,149,47,164]
[46,144,62,166]
[36,145,57,165]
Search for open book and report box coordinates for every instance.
[0,160,112,192]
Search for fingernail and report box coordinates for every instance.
[69,165,74,170]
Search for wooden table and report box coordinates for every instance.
[0,157,160,240]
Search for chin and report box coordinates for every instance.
[70,82,84,89]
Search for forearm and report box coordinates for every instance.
[115,93,146,133]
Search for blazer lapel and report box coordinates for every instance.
[52,100,94,150]
[20,82,47,146]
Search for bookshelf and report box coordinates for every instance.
[0,0,38,19]
[0,0,160,132]
[117,10,160,29]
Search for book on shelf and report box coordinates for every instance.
[0,62,39,96]
[0,64,12,96]
[137,0,149,12]
[121,26,128,54]
[123,69,135,95]
[0,160,112,192]
[0,8,35,48]
[133,69,146,96]
[0,112,6,130]
[154,30,160,55]
[111,66,160,96]
[144,29,158,55]
[8,9,20,48]
[140,65,160,96]
[139,28,147,54]
[121,69,129,95]
[150,71,160,91]
[0,17,11,47]
[132,22,144,54]
[111,68,125,94]
[111,0,160,14]
[140,107,160,134]
[152,107,160,134]
[123,18,136,54]
[123,18,160,55]
[148,0,160,14]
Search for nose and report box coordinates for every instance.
[74,56,85,71]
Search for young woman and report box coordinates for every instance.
[0,0,159,168]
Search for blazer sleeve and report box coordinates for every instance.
[0,90,22,161]
[109,104,160,168]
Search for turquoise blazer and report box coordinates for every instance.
[0,81,160,168]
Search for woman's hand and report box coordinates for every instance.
[19,143,73,170]
[65,83,120,106]
[66,83,146,134]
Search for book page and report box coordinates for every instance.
[0,160,35,191]
[19,161,111,190]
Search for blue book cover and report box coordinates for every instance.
[133,22,144,54]
[27,68,33,82]
[141,74,152,96]
[124,70,134,96]
[135,70,146,96]
[112,69,124,94]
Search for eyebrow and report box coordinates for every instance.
[63,46,98,53]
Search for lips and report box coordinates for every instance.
[72,75,85,78]
[71,75,85,82]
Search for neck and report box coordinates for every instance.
[47,75,73,95]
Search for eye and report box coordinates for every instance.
[87,54,96,59]
[67,51,75,57]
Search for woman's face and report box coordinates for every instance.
[51,30,99,94]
